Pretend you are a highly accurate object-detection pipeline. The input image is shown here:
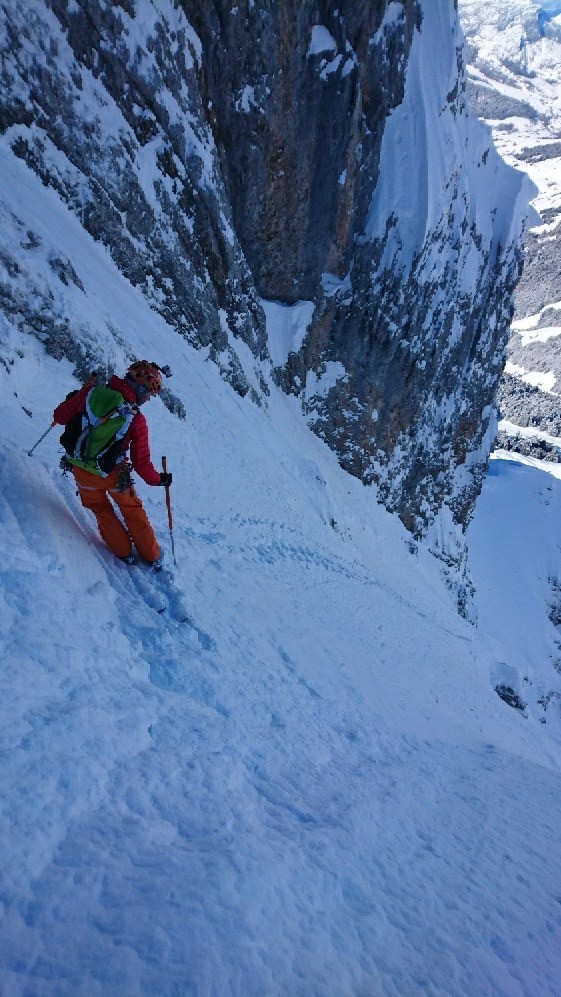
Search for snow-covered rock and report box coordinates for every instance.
[0,0,268,401]
[459,0,561,458]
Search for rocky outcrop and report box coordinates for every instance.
[0,0,268,400]
[497,373,561,437]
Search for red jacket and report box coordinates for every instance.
[53,375,161,485]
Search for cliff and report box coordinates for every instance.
[460,0,561,464]
[0,0,532,551]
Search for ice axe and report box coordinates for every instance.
[162,455,177,566]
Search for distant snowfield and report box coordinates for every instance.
[505,360,557,391]
[512,300,561,335]
[2,124,561,992]
[499,417,561,447]
[459,0,561,217]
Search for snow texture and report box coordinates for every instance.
[0,1,560,993]
[366,1,531,273]
[260,298,315,368]
[1,136,561,994]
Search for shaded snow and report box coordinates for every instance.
[364,1,531,275]
[307,25,338,56]
[261,298,315,368]
[469,451,561,724]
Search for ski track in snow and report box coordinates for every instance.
[2,426,561,994]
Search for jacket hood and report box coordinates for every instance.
[109,374,137,404]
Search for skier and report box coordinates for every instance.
[53,360,172,567]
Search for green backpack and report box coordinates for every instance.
[60,385,137,477]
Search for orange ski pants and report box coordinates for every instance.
[72,465,160,562]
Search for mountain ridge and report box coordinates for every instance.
[460,0,561,463]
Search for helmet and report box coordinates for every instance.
[126,360,162,396]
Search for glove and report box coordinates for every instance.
[159,471,172,487]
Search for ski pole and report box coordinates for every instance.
[27,371,100,458]
[27,420,56,457]
[162,455,177,566]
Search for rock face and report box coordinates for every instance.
[186,1,531,539]
[0,0,268,400]
[181,1,417,304]
[0,0,531,543]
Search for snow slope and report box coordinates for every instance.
[1,133,561,993]
[469,451,561,720]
